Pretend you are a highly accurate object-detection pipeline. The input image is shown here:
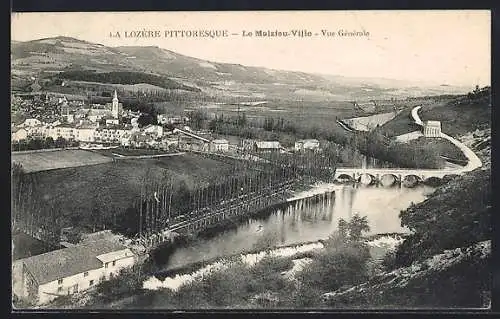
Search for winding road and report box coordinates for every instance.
[411,106,482,173]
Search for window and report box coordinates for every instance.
[84,272,89,277]
[112,261,116,266]
[105,262,109,269]
[89,280,94,286]
[57,286,63,293]
[58,279,63,285]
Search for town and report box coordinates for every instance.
[11,90,321,154]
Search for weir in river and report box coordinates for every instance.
[151,183,435,271]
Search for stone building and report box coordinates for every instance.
[423,120,442,138]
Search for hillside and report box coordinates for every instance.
[376,87,491,138]
[11,37,325,95]
[322,240,491,308]
[11,36,469,101]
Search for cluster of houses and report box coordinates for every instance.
[11,91,181,150]
[173,129,320,154]
[12,91,323,154]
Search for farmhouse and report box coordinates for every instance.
[254,141,281,153]
[295,139,320,152]
[12,239,135,305]
[210,139,229,152]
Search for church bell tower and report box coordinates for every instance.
[112,90,119,119]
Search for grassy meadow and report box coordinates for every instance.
[23,153,241,230]
[12,149,113,173]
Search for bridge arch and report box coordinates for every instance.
[358,173,376,186]
[380,174,399,187]
[402,174,421,188]
[336,173,354,183]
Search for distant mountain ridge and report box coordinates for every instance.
[11,36,325,85]
[11,36,470,100]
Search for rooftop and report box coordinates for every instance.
[255,141,281,149]
[20,239,128,285]
[425,120,441,126]
[212,139,229,144]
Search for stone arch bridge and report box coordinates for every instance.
[334,167,459,187]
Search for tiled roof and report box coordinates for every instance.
[20,239,127,285]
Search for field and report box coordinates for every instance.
[373,106,422,137]
[12,149,113,173]
[24,153,242,229]
[205,99,367,127]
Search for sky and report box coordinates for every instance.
[11,11,491,87]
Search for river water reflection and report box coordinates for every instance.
[161,183,435,270]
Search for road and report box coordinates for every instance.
[111,152,186,159]
[410,105,482,173]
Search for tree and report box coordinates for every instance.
[137,113,157,127]
[54,136,67,148]
[45,137,55,149]
[347,214,370,241]
[190,109,208,129]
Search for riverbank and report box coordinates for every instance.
[37,178,416,309]
[66,231,404,309]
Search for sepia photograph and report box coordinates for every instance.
[10,10,491,311]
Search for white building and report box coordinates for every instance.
[46,124,77,141]
[211,139,229,152]
[18,118,42,128]
[27,125,49,139]
[157,114,168,125]
[143,125,164,138]
[11,128,28,142]
[12,239,135,305]
[105,118,120,125]
[75,126,98,143]
[423,120,442,138]
[254,141,282,152]
[131,117,140,129]
[95,126,132,144]
[295,139,320,152]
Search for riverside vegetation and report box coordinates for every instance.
[42,161,490,309]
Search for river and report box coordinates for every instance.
[156,183,435,271]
